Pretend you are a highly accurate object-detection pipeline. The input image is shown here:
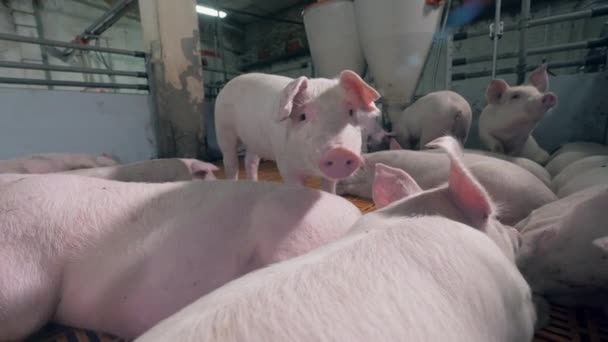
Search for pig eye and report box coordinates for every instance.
[349,109,354,117]
[298,113,307,122]
[510,94,521,100]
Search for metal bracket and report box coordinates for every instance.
[489,21,505,40]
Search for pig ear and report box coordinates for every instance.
[190,161,219,180]
[277,77,308,122]
[339,70,380,111]
[389,138,403,150]
[486,79,509,104]
[372,163,422,209]
[527,64,549,92]
[592,236,608,253]
[426,136,495,228]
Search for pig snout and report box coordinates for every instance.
[318,147,361,180]
[541,92,557,112]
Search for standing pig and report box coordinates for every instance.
[62,158,219,182]
[544,142,608,176]
[337,139,557,225]
[215,70,380,193]
[516,185,608,322]
[551,155,608,191]
[0,152,119,173]
[0,175,361,340]
[136,136,534,342]
[478,64,558,164]
[388,90,472,149]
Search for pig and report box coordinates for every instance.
[478,64,558,165]
[62,158,219,182]
[215,70,380,193]
[551,155,608,191]
[337,139,557,225]
[516,185,608,323]
[388,90,472,150]
[549,141,608,158]
[0,175,361,340]
[136,136,534,342]
[556,166,608,198]
[545,143,608,176]
[0,152,119,174]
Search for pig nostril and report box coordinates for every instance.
[325,161,333,167]
[346,160,353,166]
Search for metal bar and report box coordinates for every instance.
[0,60,147,78]
[452,36,608,66]
[491,0,502,78]
[517,0,531,84]
[82,0,135,41]
[453,5,608,42]
[446,34,453,90]
[203,67,241,76]
[0,77,149,90]
[32,0,52,88]
[0,32,146,57]
[452,55,606,80]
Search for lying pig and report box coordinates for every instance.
[478,64,557,164]
[136,136,534,342]
[337,139,557,225]
[0,176,361,340]
[551,155,608,191]
[215,70,380,193]
[388,90,472,149]
[0,152,118,173]
[516,185,608,322]
[545,142,608,176]
[556,166,608,198]
[62,158,219,182]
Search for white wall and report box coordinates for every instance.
[0,87,156,162]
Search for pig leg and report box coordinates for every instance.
[0,257,57,340]
[217,129,240,180]
[245,152,260,181]
[481,133,505,154]
[276,163,305,187]
[320,178,337,194]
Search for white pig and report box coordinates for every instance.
[388,90,472,149]
[0,152,119,173]
[545,143,608,176]
[136,136,534,342]
[0,176,361,340]
[556,166,608,198]
[62,158,219,182]
[215,70,380,193]
[551,155,608,191]
[478,64,558,165]
[516,185,608,321]
[337,139,557,225]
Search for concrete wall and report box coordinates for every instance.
[0,87,156,162]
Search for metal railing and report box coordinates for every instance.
[0,32,149,91]
[447,2,608,85]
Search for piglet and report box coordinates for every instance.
[0,152,119,173]
[389,90,472,149]
[0,175,361,340]
[215,70,380,193]
[62,158,219,182]
[517,185,608,325]
[136,136,534,342]
[478,64,557,164]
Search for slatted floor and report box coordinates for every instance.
[28,161,607,342]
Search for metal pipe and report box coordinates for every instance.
[453,5,608,42]
[82,0,136,41]
[452,55,606,80]
[452,35,608,66]
[517,0,531,84]
[0,60,147,78]
[0,32,146,57]
[0,77,149,90]
[491,0,503,78]
[32,0,52,88]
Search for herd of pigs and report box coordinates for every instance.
[1,64,607,342]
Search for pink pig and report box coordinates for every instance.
[215,70,380,193]
[0,175,361,340]
[136,136,534,342]
[0,152,119,174]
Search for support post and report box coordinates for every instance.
[491,0,503,79]
[517,0,531,84]
[138,0,205,159]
